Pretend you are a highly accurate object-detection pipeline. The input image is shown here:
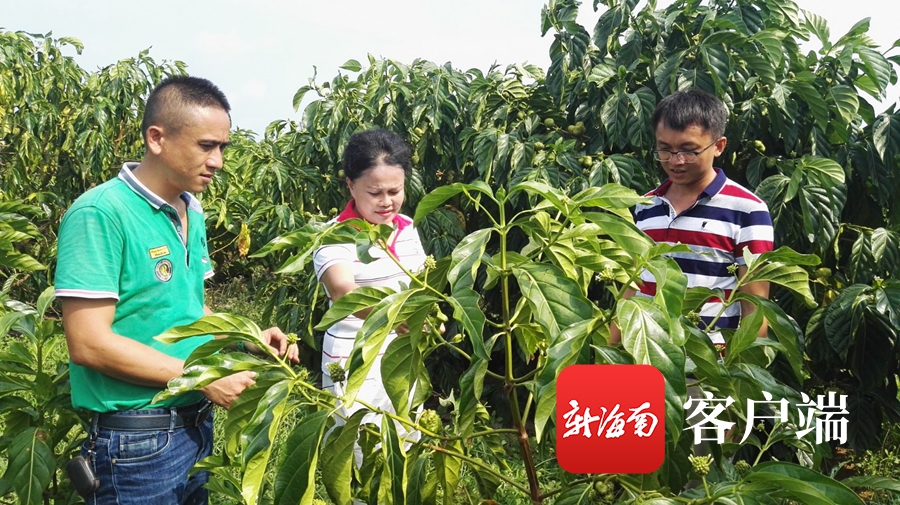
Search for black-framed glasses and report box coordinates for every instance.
[651,139,718,163]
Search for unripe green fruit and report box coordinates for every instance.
[544,117,555,128]
[326,362,346,383]
[420,409,442,432]
[517,111,526,120]
[580,156,593,167]
[414,127,425,136]
[534,141,545,150]
[753,140,765,153]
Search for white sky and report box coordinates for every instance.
[3,0,898,134]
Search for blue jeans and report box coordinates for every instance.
[83,407,214,505]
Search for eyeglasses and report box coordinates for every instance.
[651,139,718,163]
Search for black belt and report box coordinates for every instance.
[95,400,213,431]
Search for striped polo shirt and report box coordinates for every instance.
[313,200,427,361]
[633,168,774,345]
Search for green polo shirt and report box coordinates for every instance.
[55,163,214,412]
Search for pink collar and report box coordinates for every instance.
[336,200,411,256]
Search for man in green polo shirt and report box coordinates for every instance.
[55,76,297,505]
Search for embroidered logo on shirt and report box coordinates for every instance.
[149,245,171,259]
[155,259,173,282]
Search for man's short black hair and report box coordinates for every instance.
[651,90,727,139]
[142,76,231,141]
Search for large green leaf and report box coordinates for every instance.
[511,262,593,336]
[447,228,491,293]
[344,288,425,405]
[873,113,900,163]
[154,352,270,402]
[723,308,765,364]
[379,414,408,505]
[273,410,330,505]
[413,182,495,225]
[531,319,598,442]
[828,85,859,127]
[856,45,893,95]
[553,483,593,505]
[643,256,688,346]
[742,262,815,307]
[435,440,463,505]
[751,297,805,382]
[321,410,368,505]
[583,211,654,256]
[743,461,863,504]
[800,156,846,187]
[315,286,396,330]
[616,297,686,441]
[456,357,488,440]
[0,428,54,505]
[241,379,294,505]
[382,301,435,419]
[447,287,488,360]
[841,475,900,493]
[156,313,262,343]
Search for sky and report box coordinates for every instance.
[3,0,897,134]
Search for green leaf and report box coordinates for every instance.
[511,262,593,336]
[379,414,408,504]
[413,182,495,225]
[340,59,363,72]
[0,428,54,505]
[435,440,463,505]
[457,357,488,439]
[382,300,435,418]
[583,211,654,256]
[743,261,816,307]
[273,410,330,505]
[553,483,593,505]
[723,308,765,364]
[856,45,893,95]
[800,155,846,187]
[321,410,368,505]
[156,312,262,343]
[841,475,900,493]
[789,80,830,131]
[448,228,491,293]
[752,297,805,382]
[343,288,425,405]
[155,352,270,402]
[743,461,864,504]
[644,256,688,346]
[532,319,598,442]
[292,85,312,111]
[828,85,859,127]
[803,9,830,47]
[447,287,488,360]
[616,297,686,441]
[315,286,395,330]
[873,113,900,163]
[241,379,294,505]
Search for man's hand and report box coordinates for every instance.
[252,327,300,363]
[200,371,258,409]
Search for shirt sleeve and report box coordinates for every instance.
[313,243,356,282]
[54,205,122,299]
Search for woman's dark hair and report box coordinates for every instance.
[342,129,412,180]
[651,89,727,139]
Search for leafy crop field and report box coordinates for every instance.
[2,0,900,503]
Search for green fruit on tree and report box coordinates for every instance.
[544,117,555,128]
[534,141,545,150]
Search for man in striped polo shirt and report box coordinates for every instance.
[610,90,774,352]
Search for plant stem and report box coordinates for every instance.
[499,200,543,504]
